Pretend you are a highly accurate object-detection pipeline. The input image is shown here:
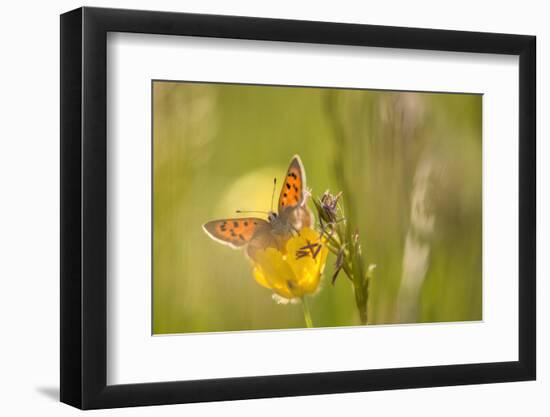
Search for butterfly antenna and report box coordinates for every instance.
[236,178,277,216]
[236,210,270,215]
[270,177,277,212]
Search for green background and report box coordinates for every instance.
[153,81,482,334]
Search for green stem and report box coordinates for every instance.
[326,244,340,255]
[323,230,341,249]
[325,242,354,281]
[301,297,314,328]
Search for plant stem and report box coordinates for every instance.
[301,297,314,328]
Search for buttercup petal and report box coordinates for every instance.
[252,266,272,289]
[285,228,328,295]
[253,248,297,299]
[249,228,328,300]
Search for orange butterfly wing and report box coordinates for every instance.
[278,155,306,212]
[277,155,313,231]
[203,218,270,249]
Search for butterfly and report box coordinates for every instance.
[203,155,314,259]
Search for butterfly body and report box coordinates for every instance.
[203,155,313,259]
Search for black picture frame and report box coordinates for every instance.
[60,6,536,410]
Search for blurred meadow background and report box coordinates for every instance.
[153,80,482,334]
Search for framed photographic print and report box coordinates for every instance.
[60,6,536,409]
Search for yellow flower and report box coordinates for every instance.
[250,228,329,302]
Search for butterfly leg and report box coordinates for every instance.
[290,224,302,237]
[299,187,312,208]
